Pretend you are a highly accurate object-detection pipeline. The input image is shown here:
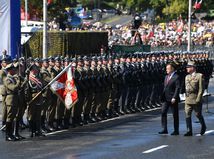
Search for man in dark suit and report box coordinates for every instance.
[159,63,180,135]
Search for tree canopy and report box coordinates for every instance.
[21,0,214,20]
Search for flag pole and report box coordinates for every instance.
[187,0,192,52]
[25,0,28,26]
[43,0,48,58]
[28,63,72,105]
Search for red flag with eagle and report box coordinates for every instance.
[50,64,78,109]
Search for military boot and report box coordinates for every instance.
[184,117,193,136]
[5,122,17,141]
[198,116,207,135]
[14,121,25,140]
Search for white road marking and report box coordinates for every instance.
[46,130,68,136]
[142,145,169,154]
[196,130,214,136]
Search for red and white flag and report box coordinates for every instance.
[177,21,184,33]
[50,64,78,109]
[194,0,203,10]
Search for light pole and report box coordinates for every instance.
[43,0,47,58]
[25,0,28,26]
[187,0,192,52]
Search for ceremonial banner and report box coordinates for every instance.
[50,64,78,109]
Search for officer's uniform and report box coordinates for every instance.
[0,59,8,130]
[72,57,85,126]
[184,61,206,136]
[40,58,52,132]
[26,64,44,137]
[4,64,20,141]
[82,56,94,124]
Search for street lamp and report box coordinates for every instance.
[43,0,47,58]
[25,0,28,26]
[187,0,192,52]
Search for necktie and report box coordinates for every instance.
[166,75,170,84]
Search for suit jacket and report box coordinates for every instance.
[162,73,180,102]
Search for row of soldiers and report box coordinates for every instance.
[0,51,213,141]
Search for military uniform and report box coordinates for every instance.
[40,59,52,132]
[184,61,206,136]
[0,64,8,130]
[72,59,85,126]
[82,57,94,124]
[4,64,20,141]
[26,64,44,137]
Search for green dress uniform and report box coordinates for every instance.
[53,65,65,130]
[0,66,7,130]
[47,65,58,131]
[72,65,85,126]
[184,61,206,136]
[25,65,44,137]
[40,65,52,131]
[3,64,20,141]
[82,65,93,124]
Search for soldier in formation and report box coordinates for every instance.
[0,50,213,141]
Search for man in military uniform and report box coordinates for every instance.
[0,57,9,131]
[89,56,100,122]
[54,57,65,130]
[95,56,107,120]
[26,64,44,137]
[82,56,94,124]
[14,61,28,140]
[4,63,20,141]
[184,61,206,136]
[47,57,58,131]
[72,57,85,127]
[40,58,52,132]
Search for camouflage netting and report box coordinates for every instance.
[23,31,108,58]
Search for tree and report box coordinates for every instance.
[162,0,188,19]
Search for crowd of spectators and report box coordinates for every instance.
[48,17,214,48]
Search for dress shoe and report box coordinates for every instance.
[35,131,46,137]
[171,131,179,136]
[200,126,207,135]
[158,130,168,134]
[6,135,18,141]
[184,131,193,136]
[14,134,26,140]
[119,111,125,115]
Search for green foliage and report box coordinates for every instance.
[21,0,214,21]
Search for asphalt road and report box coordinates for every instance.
[0,79,214,159]
[107,15,132,27]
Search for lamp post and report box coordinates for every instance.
[25,0,28,26]
[187,0,192,52]
[43,0,47,58]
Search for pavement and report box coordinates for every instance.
[105,15,132,27]
[0,79,214,159]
